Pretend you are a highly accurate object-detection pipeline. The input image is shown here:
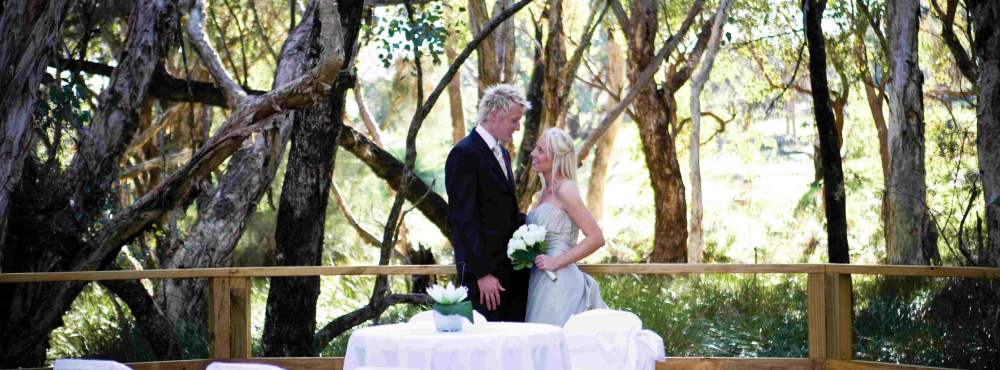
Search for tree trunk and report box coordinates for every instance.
[0,0,71,265]
[514,34,546,210]
[445,44,466,144]
[803,0,850,264]
[627,0,688,263]
[261,0,363,356]
[541,0,566,131]
[586,33,625,221]
[100,279,180,359]
[970,0,1000,266]
[158,6,317,325]
[886,0,936,265]
[0,0,180,366]
[468,0,499,95]
[688,0,732,263]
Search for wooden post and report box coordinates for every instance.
[209,276,252,359]
[807,272,853,363]
[209,277,232,359]
[229,277,252,359]
[826,272,853,360]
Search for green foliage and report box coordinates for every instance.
[853,277,1000,369]
[47,284,155,364]
[370,3,450,68]
[597,274,808,357]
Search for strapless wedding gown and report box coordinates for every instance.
[524,203,607,326]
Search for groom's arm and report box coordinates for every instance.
[445,146,493,278]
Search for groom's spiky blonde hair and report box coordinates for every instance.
[476,84,531,126]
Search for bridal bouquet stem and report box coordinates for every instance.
[507,224,557,281]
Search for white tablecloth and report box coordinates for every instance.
[343,322,571,370]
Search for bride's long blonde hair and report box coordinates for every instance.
[540,128,577,189]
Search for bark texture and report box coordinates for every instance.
[158,0,318,326]
[261,0,363,356]
[970,0,1000,266]
[688,0,733,263]
[0,0,180,365]
[0,0,72,265]
[803,0,850,264]
[886,0,937,265]
[623,0,707,262]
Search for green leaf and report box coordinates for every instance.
[433,301,473,323]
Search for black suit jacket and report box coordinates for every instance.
[445,130,528,320]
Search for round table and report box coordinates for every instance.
[343,321,571,370]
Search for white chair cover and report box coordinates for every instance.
[563,309,666,370]
[354,367,420,370]
[206,362,286,370]
[407,309,487,325]
[53,359,132,370]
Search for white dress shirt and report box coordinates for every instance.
[475,125,509,180]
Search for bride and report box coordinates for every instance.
[525,127,608,326]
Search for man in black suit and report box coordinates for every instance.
[445,84,531,322]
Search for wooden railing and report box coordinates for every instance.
[3,264,998,370]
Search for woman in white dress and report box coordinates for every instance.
[524,127,608,326]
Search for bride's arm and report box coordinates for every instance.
[537,182,605,270]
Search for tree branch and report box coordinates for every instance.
[313,293,430,350]
[78,0,346,273]
[577,0,704,164]
[186,0,248,108]
[930,0,978,84]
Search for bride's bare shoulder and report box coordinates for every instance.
[553,180,582,201]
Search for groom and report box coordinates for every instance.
[445,84,531,322]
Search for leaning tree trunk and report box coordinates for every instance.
[885,0,937,265]
[687,0,732,263]
[0,0,180,366]
[158,1,318,326]
[586,33,625,221]
[803,0,849,264]
[261,0,363,356]
[971,0,1000,266]
[0,0,71,264]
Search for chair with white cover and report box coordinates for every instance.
[407,309,487,325]
[53,359,132,370]
[205,362,286,370]
[353,367,419,370]
[563,309,666,370]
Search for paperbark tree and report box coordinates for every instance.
[0,0,72,265]
[261,0,363,356]
[885,0,938,265]
[969,0,1000,266]
[1,1,181,365]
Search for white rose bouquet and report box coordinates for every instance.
[507,224,557,281]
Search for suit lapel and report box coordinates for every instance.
[471,130,513,192]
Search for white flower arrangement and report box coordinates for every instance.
[425,283,473,332]
[425,282,468,305]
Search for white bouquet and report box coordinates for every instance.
[507,224,557,281]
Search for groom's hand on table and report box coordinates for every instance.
[477,274,505,311]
